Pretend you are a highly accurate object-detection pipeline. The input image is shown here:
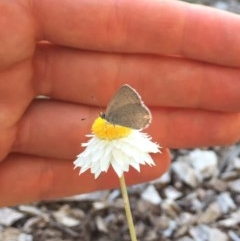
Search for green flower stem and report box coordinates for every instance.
[119,174,137,241]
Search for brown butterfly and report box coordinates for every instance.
[100,84,151,129]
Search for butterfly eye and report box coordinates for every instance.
[99,112,105,118]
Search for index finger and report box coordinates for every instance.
[34,0,240,66]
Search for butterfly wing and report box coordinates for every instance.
[106,103,151,129]
[105,85,141,114]
[103,84,151,129]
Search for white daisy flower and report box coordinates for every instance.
[74,116,160,178]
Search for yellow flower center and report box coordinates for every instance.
[92,117,132,140]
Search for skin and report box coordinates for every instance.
[0,0,240,207]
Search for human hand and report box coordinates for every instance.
[1,0,240,207]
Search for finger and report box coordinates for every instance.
[12,100,240,159]
[0,2,35,69]
[34,45,240,112]
[0,59,35,160]
[150,107,240,148]
[0,149,170,207]
[33,0,240,66]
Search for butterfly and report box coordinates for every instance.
[100,84,151,129]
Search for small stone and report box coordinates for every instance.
[136,199,153,214]
[0,208,25,226]
[1,228,20,241]
[162,220,177,238]
[189,225,210,241]
[188,149,218,178]
[174,225,189,238]
[18,233,33,241]
[198,202,222,224]
[177,212,195,226]
[53,205,80,227]
[233,157,240,170]
[217,192,236,213]
[209,228,228,241]
[22,217,43,233]
[18,205,46,217]
[108,190,120,201]
[228,179,240,193]
[228,230,240,241]
[177,237,194,241]
[221,171,239,181]
[190,225,228,241]
[95,216,108,233]
[180,193,203,211]
[93,201,110,210]
[162,199,180,217]
[153,171,171,186]
[141,184,162,205]
[218,210,240,228]
[218,218,239,228]
[164,186,182,200]
[127,183,147,194]
[152,215,171,230]
[209,178,227,192]
[172,160,200,187]
[145,229,158,240]
[199,189,216,205]
[135,222,145,236]
[1,228,31,241]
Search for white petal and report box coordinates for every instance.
[92,143,111,172]
[91,161,101,176]
[143,153,156,166]
[100,152,111,172]
[111,159,124,177]
[94,169,102,179]
[128,160,140,172]
[112,149,130,171]
[126,131,160,153]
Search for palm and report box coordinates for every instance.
[1,0,240,206]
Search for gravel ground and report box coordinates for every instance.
[1,1,240,241]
